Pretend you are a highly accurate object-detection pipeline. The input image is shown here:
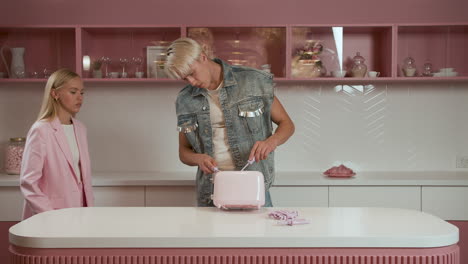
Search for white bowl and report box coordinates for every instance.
[439,68,454,73]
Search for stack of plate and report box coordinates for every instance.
[433,68,458,77]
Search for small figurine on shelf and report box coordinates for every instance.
[91,59,102,78]
[132,56,144,78]
[421,61,433,77]
[292,40,326,78]
[351,52,367,77]
[402,56,417,77]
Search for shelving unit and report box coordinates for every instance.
[397,24,468,78]
[290,25,393,79]
[80,26,181,79]
[186,26,287,78]
[0,26,76,80]
[0,24,466,83]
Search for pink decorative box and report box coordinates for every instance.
[324,164,356,178]
[212,171,265,209]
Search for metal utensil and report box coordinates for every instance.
[240,158,255,171]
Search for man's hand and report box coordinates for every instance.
[249,137,279,162]
[197,154,218,174]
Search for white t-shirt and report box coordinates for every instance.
[206,80,235,170]
[62,124,82,183]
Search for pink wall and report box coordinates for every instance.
[1,1,467,264]
[1,0,467,25]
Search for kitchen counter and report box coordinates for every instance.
[10,207,458,248]
[2,171,468,186]
[9,207,460,264]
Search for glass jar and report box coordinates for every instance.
[403,56,417,77]
[421,61,433,77]
[4,137,26,175]
[351,52,367,77]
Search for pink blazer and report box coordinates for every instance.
[20,117,94,220]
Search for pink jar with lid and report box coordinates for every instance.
[4,137,25,175]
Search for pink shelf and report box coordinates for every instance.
[0,27,76,78]
[277,77,394,82]
[82,78,182,83]
[2,76,464,84]
[0,78,47,83]
[290,26,393,79]
[0,24,467,84]
[186,26,287,78]
[397,25,468,77]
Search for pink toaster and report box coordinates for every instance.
[212,171,265,210]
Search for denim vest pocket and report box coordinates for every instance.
[238,99,264,134]
[177,114,202,153]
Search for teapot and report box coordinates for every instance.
[1,46,26,78]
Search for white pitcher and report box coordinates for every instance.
[1,46,25,78]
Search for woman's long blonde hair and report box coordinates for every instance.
[37,68,80,121]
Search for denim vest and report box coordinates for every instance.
[176,58,275,206]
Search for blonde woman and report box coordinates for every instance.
[20,69,94,220]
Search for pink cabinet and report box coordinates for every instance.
[80,26,181,80]
[187,26,287,78]
[0,24,466,83]
[0,26,75,80]
[290,25,393,79]
[397,25,468,78]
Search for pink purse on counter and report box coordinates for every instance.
[212,171,265,210]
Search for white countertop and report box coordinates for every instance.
[9,207,458,248]
[2,171,468,186]
[274,171,468,186]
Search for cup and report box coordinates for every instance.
[332,70,346,78]
[404,68,416,77]
[120,72,128,78]
[109,72,119,78]
[135,71,144,78]
[368,71,380,78]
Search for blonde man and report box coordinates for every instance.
[20,69,94,219]
[166,38,295,207]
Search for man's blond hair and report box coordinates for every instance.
[165,38,202,80]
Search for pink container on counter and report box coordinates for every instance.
[4,137,25,175]
[212,171,265,210]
